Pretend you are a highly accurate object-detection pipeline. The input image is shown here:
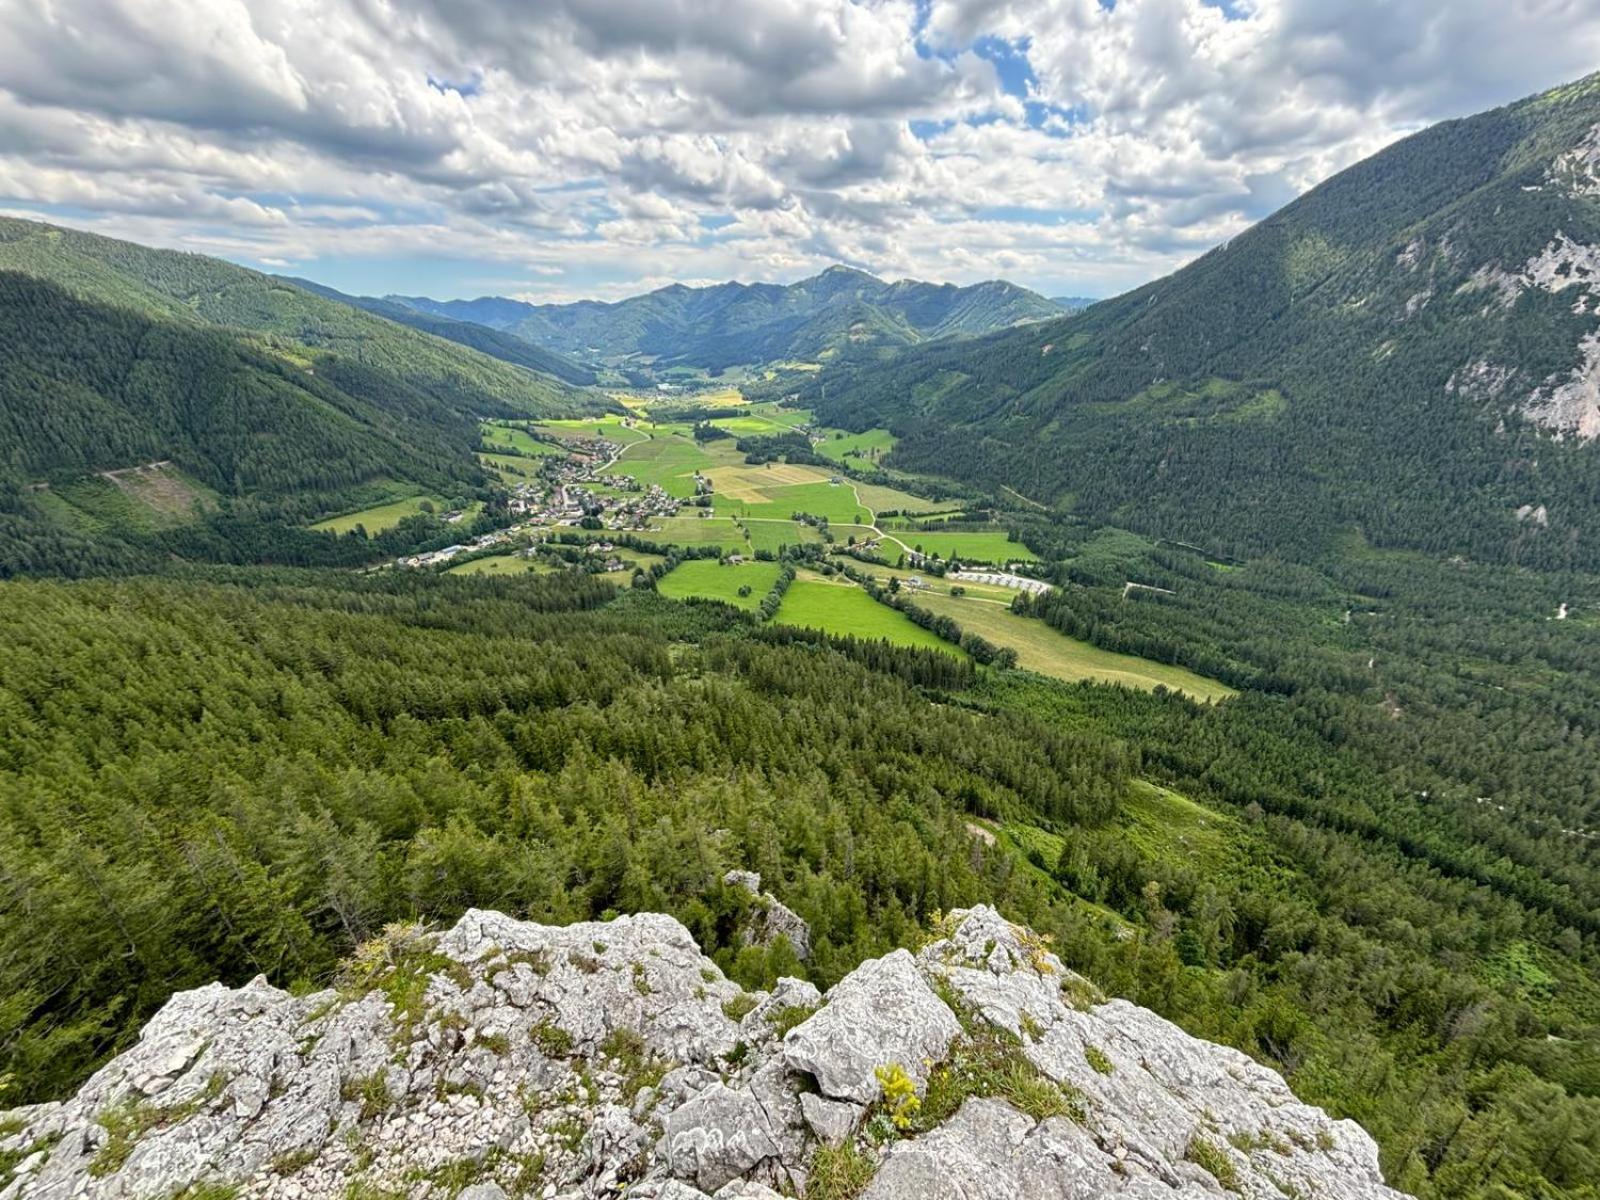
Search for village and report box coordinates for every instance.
[396,433,683,571]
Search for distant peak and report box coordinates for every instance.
[814,264,879,282]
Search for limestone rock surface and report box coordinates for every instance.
[0,907,1409,1200]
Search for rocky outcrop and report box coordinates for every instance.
[0,907,1409,1200]
[1457,231,1600,440]
[723,871,811,962]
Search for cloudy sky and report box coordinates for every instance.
[3,0,1599,303]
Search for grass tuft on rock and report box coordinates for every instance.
[808,1142,877,1200]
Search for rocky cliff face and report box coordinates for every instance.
[1,907,1407,1200]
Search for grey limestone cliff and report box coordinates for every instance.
[0,906,1407,1200]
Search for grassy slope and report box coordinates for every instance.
[774,575,963,655]
[657,558,784,611]
[878,528,1035,563]
[446,554,553,577]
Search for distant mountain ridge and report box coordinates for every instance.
[386,265,1066,373]
[285,276,598,385]
[782,72,1600,570]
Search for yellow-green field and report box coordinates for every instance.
[1118,781,1234,869]
[478,453,542,481]
[719,479,871,524]
[743,519,823,553]
[710,414,796,436]
[773,576,962,655]
[849,481,950,516]
[535,416,650,444]
[907,589,1234,701]
[657,558,784,611]
[44,464,217,533]
[706,463,931,524]
[616,433,739,497]
[641,516,751,549]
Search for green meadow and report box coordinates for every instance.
[446,553,551,577]
[657,558,784,611]
[480,423,564,456]
[742,519,822,553]
[310,494,473,536]
[721,480,869,524]
[815,427,895,464]
[881,527,1034,563]
[773,577,962,655]
[640,516,750,549]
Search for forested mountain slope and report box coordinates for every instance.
[0,272,481,494]
[0,271,514,575]
[286,275,599,386]
[2,565,1597,1199]
[0,217,591,417]
[0,220,613,576]
[786,73,1600,569]
[390,265,1064,371]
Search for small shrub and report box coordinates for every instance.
[343,1182,405,1200]
[599,1025,670,1096]
[271,1148,318,1175]
[550,1115,587,1152]
[1187,1135,1241,1193]
[530,1019,574,1057]
[1084,1045,1114,1076]
[916,1022,1085,1132]
[339,923,471,1045]
[769,1003,819,1038]
[341,1072,393,1122]
[90,1074,226,1177]
[173,1185,240,1200]
[722,993,759,1021]
[1059,975,1103,1012]
[999,1061,1084,1122]
[475,1030,510,1055]
[510,1150,546,1193]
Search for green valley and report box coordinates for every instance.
[6,59,1600,1200]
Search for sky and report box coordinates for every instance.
[2,1,1599,304]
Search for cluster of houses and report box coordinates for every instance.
[501,434,680,531]
[396,526,515,569]
[395,432,683,571]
